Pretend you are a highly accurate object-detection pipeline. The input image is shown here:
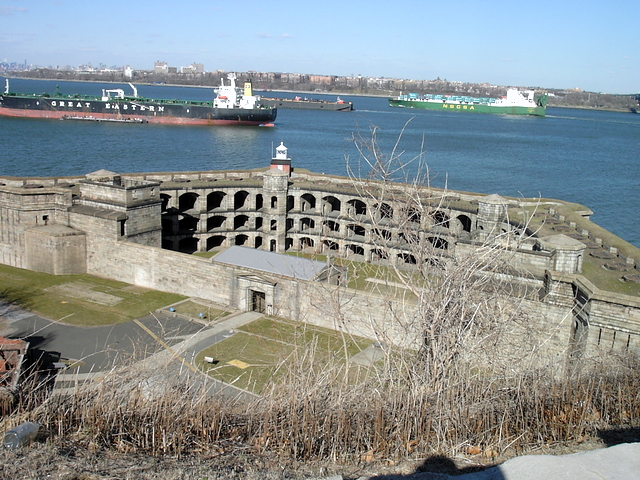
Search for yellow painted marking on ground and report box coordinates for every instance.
[228,359,250,369]
[133,318,199,374]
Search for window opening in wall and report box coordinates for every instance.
[270,239,276,252]
[120,219,126,236]
[42,215,49,225]
[270,219,277,231]
[271,196,278,209]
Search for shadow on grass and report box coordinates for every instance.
[0,286,40,311]
[369,455,498,479]
[598,426,640,447]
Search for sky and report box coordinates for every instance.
[1,0,638,94]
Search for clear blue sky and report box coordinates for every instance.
[1,0,638,93]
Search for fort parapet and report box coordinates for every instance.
[1,145,638,361]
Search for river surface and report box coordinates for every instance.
[1,77,639,247]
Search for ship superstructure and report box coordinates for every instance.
[0,75,277,126]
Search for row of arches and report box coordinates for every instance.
[163,231,449,268]
[161,190,471,233]
[163,212,454,250]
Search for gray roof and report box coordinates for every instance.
[214,246,326,280]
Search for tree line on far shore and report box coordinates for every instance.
[11,69,639,112]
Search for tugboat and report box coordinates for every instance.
[0,74,277,126]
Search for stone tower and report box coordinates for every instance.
[263,143,292,252]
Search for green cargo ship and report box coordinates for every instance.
[389,89,548,116]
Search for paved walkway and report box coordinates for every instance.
[52,310,263,398]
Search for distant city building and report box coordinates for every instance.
[180,63,204,74]
[154,61,168,74]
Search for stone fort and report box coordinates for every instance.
[1,143,639,360]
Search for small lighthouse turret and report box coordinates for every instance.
[270,142,292,174]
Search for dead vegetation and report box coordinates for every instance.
[2,127,639,477]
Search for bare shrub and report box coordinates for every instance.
[2,126,639,470]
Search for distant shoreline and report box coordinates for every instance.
[2,74,635,113]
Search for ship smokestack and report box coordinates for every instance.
[244,81,253,97]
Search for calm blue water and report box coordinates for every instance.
[1,77,639,247]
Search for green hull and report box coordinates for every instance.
[388,99,546,116]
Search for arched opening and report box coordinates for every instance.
[399,231,419,245]
[398,253,417,265]
[255,217,263,230]
[206,235,225,250]
[457,214,472,232]
[285,238,294,250]
[323,240,339,251]
[235,234,249,246]
[406,206,421,223]
[207,215,226,231]
[347,198,367,217]
[207,191,226,211]
[301,193,316,212]
[301,217,315,231]
[373,228,392,241]
[287,195,294,212]
[255,194,263,210]
[234,215,250,230]
[178,192,198,212]
[300,237,315,249]
[178,214,198,232]
[432,210,450,229]
[323,220,340,233]
[371,248,388,261]
[254,236,263,249]
[347,244,365,256]
[270,196,278,209]
[346,224,365,239]
[428,236,449,250]
[234,191,250,210]
[322,195,341,215]
[375,202,393,220]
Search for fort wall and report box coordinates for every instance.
[0,151,638,361]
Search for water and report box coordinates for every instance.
[1,77,639,247]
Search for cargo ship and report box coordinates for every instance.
[389,89,548,116]
[0,74,277,126]
[260,95,353,111]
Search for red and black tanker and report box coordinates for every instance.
[0,74,277,126]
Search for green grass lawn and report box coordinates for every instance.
[581,256,640,296]
[0,264,187,326]
[195,317,374,394]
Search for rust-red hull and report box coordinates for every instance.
[0,106,272,126]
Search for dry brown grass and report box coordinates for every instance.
[2,128,639,477]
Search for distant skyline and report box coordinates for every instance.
[1,0,638,94]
